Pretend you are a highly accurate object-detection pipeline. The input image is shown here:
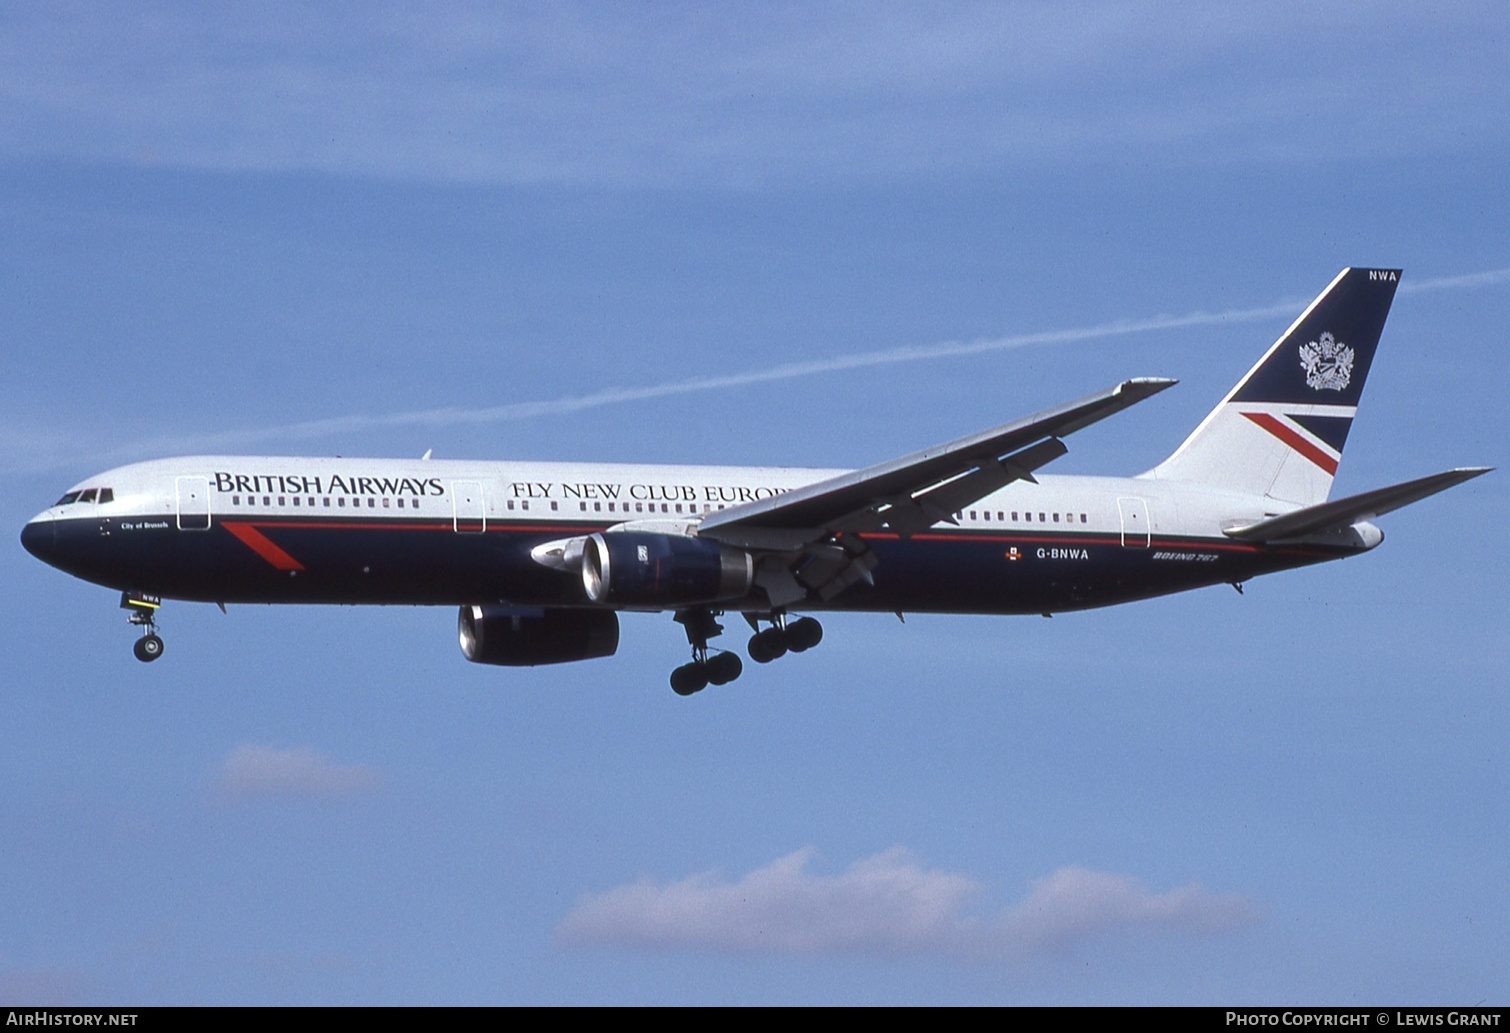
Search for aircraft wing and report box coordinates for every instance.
[1223,467,1492,542]
[696,378,1175,603]
[700,377,1175,548]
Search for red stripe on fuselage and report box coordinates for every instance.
[223,522,305,571]
[212,514,1339,569]
[1241,412,1339,475]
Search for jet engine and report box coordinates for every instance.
[457,605,620,666]
[580,532,754,606]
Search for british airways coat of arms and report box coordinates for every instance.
[1298,332,1354,391]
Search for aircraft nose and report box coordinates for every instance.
[20,518,55,565]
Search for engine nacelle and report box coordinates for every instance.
[581,532,754,606]
[457,605,620,666]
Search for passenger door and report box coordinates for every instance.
[1117,496,1150,547]
[452,480,486,533]
[176,476,211,531]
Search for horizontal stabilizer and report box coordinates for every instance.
[1224,467,1491,541]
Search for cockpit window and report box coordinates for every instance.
[53,487,113,506]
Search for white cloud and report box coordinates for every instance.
[0,3,1504,187]
[217,743,382,801]
[983,865,1259,959]
[555,847,1258,962]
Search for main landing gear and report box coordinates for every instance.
[670,608,743,696]
[667,608,825,696]
[746,614,823,663]
[121,591,164,663]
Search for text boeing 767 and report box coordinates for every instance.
[21,268,1489,694]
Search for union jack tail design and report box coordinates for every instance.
[1144,267,1401,506]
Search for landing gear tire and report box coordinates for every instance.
[134,634,164,663]
[670,663,709,696]
[705,651,743,686]
[749,627,788,663]
[785,617,823,652]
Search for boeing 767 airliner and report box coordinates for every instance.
[21,268,1489,694]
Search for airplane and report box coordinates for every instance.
[20,267,1489,695]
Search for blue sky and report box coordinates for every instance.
[2,2,1507,1005]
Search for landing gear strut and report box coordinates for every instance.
[121,591,164,663]
[669,608,743,695]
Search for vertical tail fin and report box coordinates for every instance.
[1144,267,1401,506]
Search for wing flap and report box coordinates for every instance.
[1224,467,1491,541]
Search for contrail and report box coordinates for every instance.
[1399,267,1510,293]
[12,266,1508,477]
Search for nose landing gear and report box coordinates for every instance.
[121,591,164,663]
[133,633,164,662]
